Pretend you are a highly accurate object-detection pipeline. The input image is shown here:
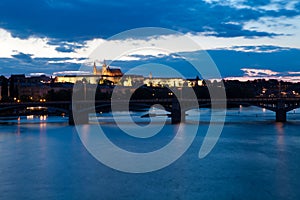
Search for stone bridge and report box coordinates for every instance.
[1,97,300,124]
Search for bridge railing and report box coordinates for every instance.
[1,97,300,106]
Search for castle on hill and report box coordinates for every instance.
[93,61,123,77]
[54,61,124,84]
[54,61,202,87]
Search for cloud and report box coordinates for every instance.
[258,0,300,11]
[223,45,291,53]
[53,42,86,53]
[103,47,300,79]
[11,52,33,62]
[241,68,279,77]
[204,0,300,12]
[0,0,299,42]
[0,28,86,58]
[0,56,83,76]
[208,47,300,77]
[0,45,299,81]
[47,58,86,64]
[243,15,300,37]
[52,71,91,76]
[225,75,300,83]
[288,71,300,75]
[0,0,300,78]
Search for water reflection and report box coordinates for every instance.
[275,122,290,198]
[39,115,47,121]
[16,117,21,135]
[275,122,285,135]
[1,110,300,199]
[26,115,48,122]
[27,115,34,120]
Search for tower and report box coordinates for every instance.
[102,60,109,75]
[93,62,97,75]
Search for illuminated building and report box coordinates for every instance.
[54,61,203,88]
[144,77,203,87]
[54,75,100,84]
[55,61,123,84]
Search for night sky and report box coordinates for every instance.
[0,0,300,80]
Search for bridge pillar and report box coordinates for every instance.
[275,99,287,122]
[69,105,89,125]
[276,109,287,122]
[68,110,75,125]
[171,98,185,124]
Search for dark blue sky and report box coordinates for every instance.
[1,0,299,40]
[0,0,300,79]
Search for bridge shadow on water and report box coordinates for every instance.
[87,107,300,126]
[1,107,300,126]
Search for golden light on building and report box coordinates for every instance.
[54,60,204,88]
[55,61,123,85]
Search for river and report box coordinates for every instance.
[0,107,300,200]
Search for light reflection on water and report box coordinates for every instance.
[275,122,290,198]
[0,108,300,199]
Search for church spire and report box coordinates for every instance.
[103,59,108,69]
[93,62,97,75]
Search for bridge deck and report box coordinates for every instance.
[1,98,300,123]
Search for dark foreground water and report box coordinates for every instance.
[1,107,300,200]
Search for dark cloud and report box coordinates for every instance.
[108,47,300,78]
[54,42,85,52]
[204,23,281,38]
[1,0,299,77]
[1,47,300,78]
[0,56,83,76]
[208,47,300,77]
[11,52,33,63]
[0,0,299,42]
[243,0,272,7]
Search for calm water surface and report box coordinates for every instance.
[0,107,300,200]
